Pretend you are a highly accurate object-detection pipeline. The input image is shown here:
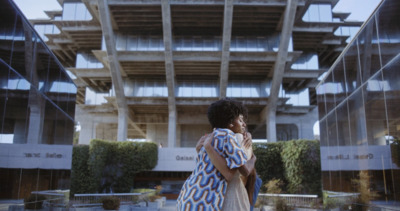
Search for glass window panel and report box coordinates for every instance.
[193,37,203,51]
[332,59,347,107]
[138,36,149,51]
[363,72,388,146]
[326,111,338,147]
[357,17,381,82]
[382,55,400,142]
[247,38,257,52]
[10,17,35,80]
[376,6,400,66]
[316,85,326,119]
[183,37,192,51]
[347,88,367,146]
[127,35,138,51]
[335,101,352,146]
[319,119,328,146]
[324,72,336,113]
[343,40,362,95]
[116,33,127,51]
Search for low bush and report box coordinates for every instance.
[101,196,120,210]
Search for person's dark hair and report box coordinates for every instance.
[207,98,248,129]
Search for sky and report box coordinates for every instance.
[13,0,382,20]
[12,0,382,137]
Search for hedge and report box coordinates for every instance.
[253,140,321,195]
[70,140,158,196]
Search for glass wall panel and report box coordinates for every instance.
[347,89,367,146]
[335,101,351,146]
[316,84,326,119]
[382,55,400,142]
[376,2,400,65]
[227,80,265,98]
[0,61,12,143]
[319,118,328,146]
[357,17,381,82]
[0,2,18,64]
[324,72,336,113]
[291,53,319,70]
[76,52,103,68]
[85,87,109,105]
[332,59,347,107]
[343,40,362,96]
[363,72,388,146]
[177,80,217,98]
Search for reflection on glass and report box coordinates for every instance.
[316,1,400,207]
[291,53,319,70]
[178,81,217,97]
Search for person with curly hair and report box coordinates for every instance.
[176,98,256,211]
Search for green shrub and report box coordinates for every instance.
[69,139,158,194]
[70,145,95,196]
[281,140,321,195]
[253,142,287,192]
[24,194,46,210]
[101,196,120,210]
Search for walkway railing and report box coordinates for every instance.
[325,191,360,205]
[70,191,155,208]
[258,193,319,208]
[31,190,67,207]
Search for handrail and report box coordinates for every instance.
[258,193,319,208]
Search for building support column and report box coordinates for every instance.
[162,0,177,147]
[266,0,298,142]
[98,0,128,141]
[219,0,234,98]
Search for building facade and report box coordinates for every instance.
[35,0,363,146]
[29,0,367,196]
[316,0,400,208]
[0,0,76,199]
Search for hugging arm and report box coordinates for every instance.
[202,133,256,182]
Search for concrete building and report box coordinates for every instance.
[317,0,400,208]
[29,0,365,197]
[0,0,76,200]
[33,0,363,145]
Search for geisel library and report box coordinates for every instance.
[1,0,399,208]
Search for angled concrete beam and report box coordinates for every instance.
[98,0,128,141]
[219,0,234,98]
[162,0,177,147]
[266,0,298,142]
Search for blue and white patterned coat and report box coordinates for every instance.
[177,128,248,211]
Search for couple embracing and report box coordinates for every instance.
[177,98,261,211]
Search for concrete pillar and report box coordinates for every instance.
[266,0,298,142]
[98,0,128,141]
[161,0,177,147]
[219,0,234,98]
[168,110,176,147]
